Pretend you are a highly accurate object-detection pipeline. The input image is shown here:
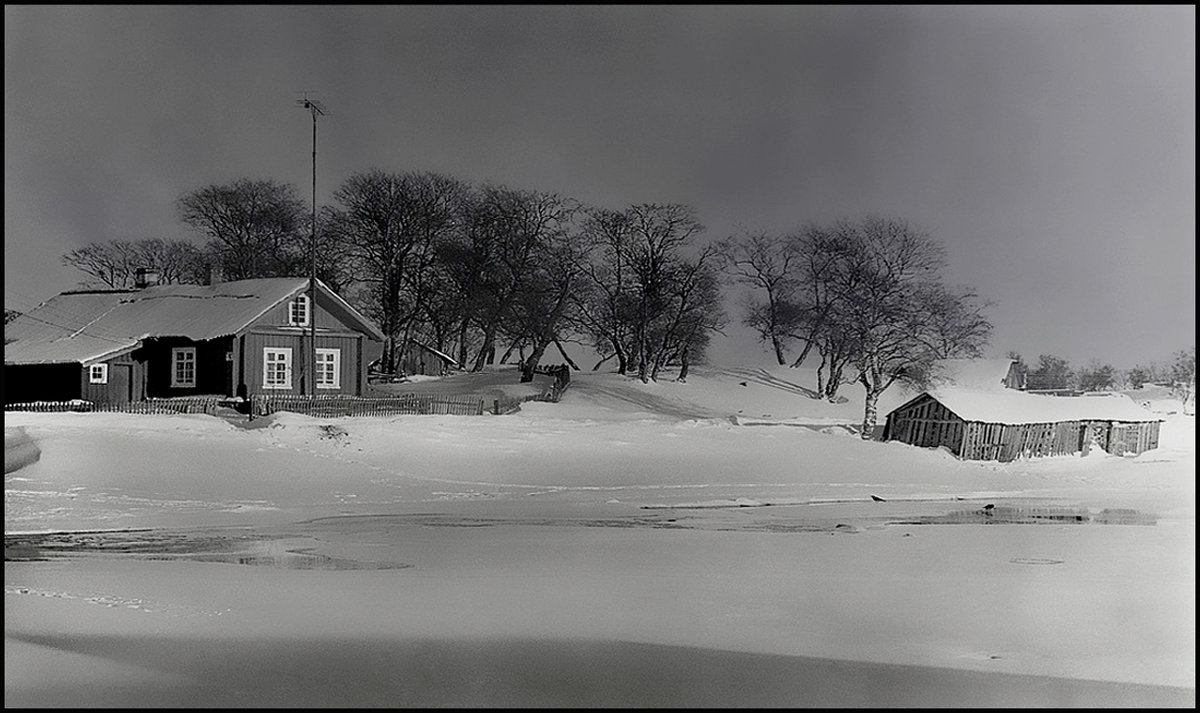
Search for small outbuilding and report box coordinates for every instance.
[397,340,459,377]
[882,388,1163,461]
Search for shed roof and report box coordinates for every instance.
[413,340,459,366]
[898,387,1162,425]
[931,358,1017,390]
[5,278,383,365]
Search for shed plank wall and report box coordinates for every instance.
[889,398,1162,461]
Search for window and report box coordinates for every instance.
[171,347,196,388]
[288,294,310,327]
[263,348,292,389]
[89,363,108,384]
[316,348,341,389]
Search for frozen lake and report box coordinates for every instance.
[5,367,1196,706]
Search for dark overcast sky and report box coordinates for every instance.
[5,5,1195,368]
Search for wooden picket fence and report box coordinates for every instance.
[6,367,574,420]
[5,397,224,415]
[251,393,486,418]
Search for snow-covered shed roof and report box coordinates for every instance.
[413,341,459,366]
[898,387,1162,425]
[5,278,384,366]
[931,358,1018,390]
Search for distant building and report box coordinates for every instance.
[882,388,1162,461]
[4,277,384,406]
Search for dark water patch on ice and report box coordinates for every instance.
[891,505,1157,526]
[4,530,410,570]
[6,633,1194,708]
[5,529,249,561]
[153,548,412,571]
[1092,508,1159,526]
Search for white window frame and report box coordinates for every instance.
[171,347,196,388]
[316,348,341,389]
[288,294,310,327]
[89,363,109,384]
[263,347,293,390]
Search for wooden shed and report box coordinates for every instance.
[882,388,1163,461]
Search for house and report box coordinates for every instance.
[930,358,1024,391]
[4,277,384,406]
[882,388,1163,461]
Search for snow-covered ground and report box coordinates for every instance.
[5,365,1195,706]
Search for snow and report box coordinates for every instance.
[924,387,1163,425]
[4,364,1195,705]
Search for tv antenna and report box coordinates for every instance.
[295,91,326,396]
[295,91,327,118]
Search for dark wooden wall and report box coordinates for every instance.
[885,394,1162,461]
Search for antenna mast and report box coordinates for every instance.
[296,92,326,397]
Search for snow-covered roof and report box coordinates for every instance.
[931,358,1017,390]
[902,387,1162,424]
[5,278,384,365]
[413,340,459,366]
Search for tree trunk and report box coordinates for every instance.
[676,347,690,382]
[861,387,882,440]
[457,319,470,366]
[521,341,549,383]
[789,337,816,369]
[771,336,787,366]
[472,325,496,372]
[826,361,846,401]
[592,352,615,371]
[636,329,651,383]
[610,336,628,375]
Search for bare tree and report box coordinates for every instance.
[62,238,207,288]
[508,205,586,382]
[61,241,141,288]
[574,203,720,382]
[655,248,726,382]
[1027,354,1074,392]
[442,184,577,372]
[625,204,707,383]
[805,217,992,438]
[574,207,638,374]
[786,223,852,371]
[1170,346,1195,412]
[131,239,208,285]
[326,170,467,373]
[716,232,803,365]
[1077,360,1118,392]
[177,178,309,281]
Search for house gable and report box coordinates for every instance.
[246,284,382,339]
